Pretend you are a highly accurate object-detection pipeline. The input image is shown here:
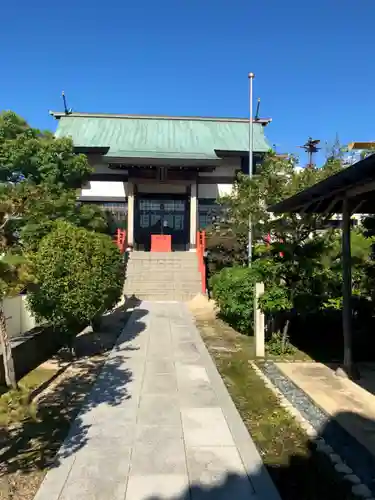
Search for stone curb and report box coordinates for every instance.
[249,361,374,500]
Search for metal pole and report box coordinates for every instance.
[248,72,255,266]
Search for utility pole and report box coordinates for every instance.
[248,72,255,266]
[298,137,320,168]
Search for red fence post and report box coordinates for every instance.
[114,229,127,253]
[195,230,206,294]
[201,231,206,293]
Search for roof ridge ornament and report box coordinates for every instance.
[62,91,72,115]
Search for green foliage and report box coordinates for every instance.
[28,222,124,338]
[266,331,297,355]
[16,185,108,250]
[206,224,247,275]
[0,111,91,187]
[0,111,109,253]
[210,266,258,334]
[210,151,375,363]
[259,284,292,315]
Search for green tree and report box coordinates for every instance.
[0,111,90,186]
[0,111,108,250]
[28,222,124,351]
[0,111,108,386]
[0,189,34,388]
[212,152,371,367]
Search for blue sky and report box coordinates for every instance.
[1,0,374,165]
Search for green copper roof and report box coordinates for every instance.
[54,113,270,160]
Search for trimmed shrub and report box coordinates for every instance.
[210,266,257,334]
[206,225,247,277]
[28,221,124,341]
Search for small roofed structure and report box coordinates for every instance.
[268,153,375,379]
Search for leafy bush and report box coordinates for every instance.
[266,331,297,356]
[206,225,247,277]
[28,221,124,342]
[210,266,257,334]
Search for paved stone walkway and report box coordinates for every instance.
[34,301,281,500]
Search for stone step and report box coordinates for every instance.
[124,251,203,301]
[125,292,200,301]
[124,282,202,289]
[127,256,199,262]
[125,271,201,279]
[124,287,202,295]
[125,269,201,276]
[126,261,199,268]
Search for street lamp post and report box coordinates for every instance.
[248,72,255,266]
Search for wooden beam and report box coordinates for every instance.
[346,179,375,198]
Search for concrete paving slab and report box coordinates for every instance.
[181,407,236,447]
[34,300,280,500]
[175,364,210,384]
[144,358,175,375]
[130,437,187,474]
[33,455,75,500]
[137,393,181,425]
[187,446,257,499]
[186,445,251,485]
[135,424,183,444]
[59,444,131,500]
[178,385,218,408]
[143,372,178,394]
[125,474,189,500]
[190,475,257,500]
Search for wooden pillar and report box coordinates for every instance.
[190,182,197,250]
[127,182,134,246]
[339,197,354,377]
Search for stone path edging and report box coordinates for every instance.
[184,307,282,500]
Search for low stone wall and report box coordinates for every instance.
[0,326,62,385]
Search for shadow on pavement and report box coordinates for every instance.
[144,411,375,500]
[0,298,147,477]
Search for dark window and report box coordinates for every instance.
[198,199,224,230]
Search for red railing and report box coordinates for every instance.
[115,229,127,253]
[196,230,206,294]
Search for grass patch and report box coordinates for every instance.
[196,316,312,362]
[0,367,59,428]
[196,316,356,500]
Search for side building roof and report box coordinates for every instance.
[52,112,271,161]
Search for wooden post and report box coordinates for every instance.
[127,182,134,246]
[338,197,355,378]
[254,282,265,357]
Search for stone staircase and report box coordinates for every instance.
[123,251,203,301]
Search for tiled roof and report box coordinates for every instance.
[53,113,270,160]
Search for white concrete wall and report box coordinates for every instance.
[198,183,233,199]
[80,181,128,199]
[3,296,40,339]
[198,162,239,178]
